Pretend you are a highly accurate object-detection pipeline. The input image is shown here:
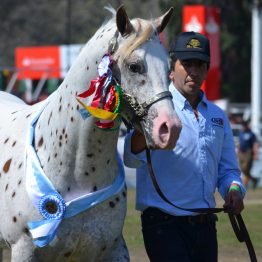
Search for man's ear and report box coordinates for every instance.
[169,70,175,81]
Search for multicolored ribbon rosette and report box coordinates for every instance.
[76,54,122,130]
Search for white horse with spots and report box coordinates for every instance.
[0,6,181,262]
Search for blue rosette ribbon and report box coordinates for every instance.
[97,54,112,77]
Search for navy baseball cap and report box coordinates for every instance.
[171,31,210,63]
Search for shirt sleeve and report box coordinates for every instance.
[123,131,147,168]
[217,115,246,199]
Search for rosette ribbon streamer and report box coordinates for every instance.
[26,99,125,247]
[76,54,122,130]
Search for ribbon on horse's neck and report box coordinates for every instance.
[26,98,125,247]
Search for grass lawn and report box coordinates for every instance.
[124,188,262,262]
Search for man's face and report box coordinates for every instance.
[169,59,208,101]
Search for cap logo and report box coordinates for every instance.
[186,39,201,49]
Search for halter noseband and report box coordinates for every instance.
[121,90,172,128]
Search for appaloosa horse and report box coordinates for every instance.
[0,6,181,262]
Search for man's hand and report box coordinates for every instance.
[131,130,146,154]
[223,190,244,215]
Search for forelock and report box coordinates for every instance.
[115,19,155,62]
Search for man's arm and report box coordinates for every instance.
[131,130,146,154]
[123,130,147,168]
[217,114,246,209]
[223,184,244,214]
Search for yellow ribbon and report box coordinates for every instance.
[76,98,118,120]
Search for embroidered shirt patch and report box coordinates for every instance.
[211,117,224,127]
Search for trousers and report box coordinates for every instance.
[141,207,218,262]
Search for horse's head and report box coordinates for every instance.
[111,6,181,149]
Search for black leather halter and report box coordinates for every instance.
[146,148,257,262]
[121,90,172,129]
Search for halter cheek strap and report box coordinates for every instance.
[141,91,173,109]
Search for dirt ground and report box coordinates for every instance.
[2,248,260,262]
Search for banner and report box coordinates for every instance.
[183,5,221,101]
[15,44,83,80]
[16,46,60,79]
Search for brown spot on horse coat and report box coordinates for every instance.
[48,112,53,125]
[23,227,30,236]
[37,137,44,148]
[3,159,12,173]
[109,201,115,208]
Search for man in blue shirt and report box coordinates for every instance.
[124,32,245,262]
[238,120,259,189]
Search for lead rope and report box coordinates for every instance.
[146,148,257,262]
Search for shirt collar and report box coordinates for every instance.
[169,82,208,110]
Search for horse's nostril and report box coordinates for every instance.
[159,123,169,142]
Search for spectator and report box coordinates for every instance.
[238,120,260,189]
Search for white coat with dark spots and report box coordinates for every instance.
[0,6,181,262]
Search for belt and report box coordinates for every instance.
[142,207,218,226]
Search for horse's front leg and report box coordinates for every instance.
[101,234,130,262]
[11,236,37,262]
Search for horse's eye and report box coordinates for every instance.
[128,63,143,74]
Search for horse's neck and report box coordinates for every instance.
[35,57,118,198]
[34,90,119,199]
[33,24,121,198]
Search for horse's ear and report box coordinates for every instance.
[154,7,174,33]
[116,5,134,36]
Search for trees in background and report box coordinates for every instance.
[0,0,253,102]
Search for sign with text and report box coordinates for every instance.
[15,44,83,79]
[16,46,60,79]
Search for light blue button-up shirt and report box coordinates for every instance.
[124,83,245,216]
